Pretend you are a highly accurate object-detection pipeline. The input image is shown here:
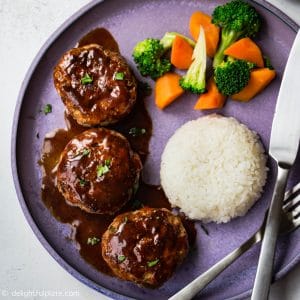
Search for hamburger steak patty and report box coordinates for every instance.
[56,128,142,214]
[53,44,137,126]
[102,208,189,287]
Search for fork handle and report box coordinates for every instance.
[168,227,263,300]
[251,164,290,300]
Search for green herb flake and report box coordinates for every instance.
[263,56,274,70]
[79,178,88,187]
[81,73,93,85]
[43,104,52,115]
[124,216,128,223]
[118,255,126,263]
[114,72,125,80]
[73,148,90,159]
[97,159,111,177]
[87,236,100,246]
[128,127,146,137]
[147,259,159,267]
[82,148,90,157]
[109,225,116,233]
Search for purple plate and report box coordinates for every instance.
[11,0,300,299]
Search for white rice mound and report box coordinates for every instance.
[160,114,267,223]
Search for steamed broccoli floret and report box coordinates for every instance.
[133,39,170,79]
[214,58,255,95]
[132,32,195,80]
[180,27,206,94]
[212,0,261,67]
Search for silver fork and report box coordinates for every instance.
[169,182,300,300]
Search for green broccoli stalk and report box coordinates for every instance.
[132,32,195,80]
[214,58,255,95]
[179,26,207,94]
[160,32,195,49]
[212,0,261,68]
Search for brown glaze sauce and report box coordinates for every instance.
[76,27,120,52]
[40,28,195,277]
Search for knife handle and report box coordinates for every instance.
[251,163,290,300]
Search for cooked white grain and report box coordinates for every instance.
[160,114,267,223]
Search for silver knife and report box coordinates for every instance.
[251,29,300,300]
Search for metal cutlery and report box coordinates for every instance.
[169,182,300,300]
[251,29,300,300]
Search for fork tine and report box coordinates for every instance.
[290,204,300,219]
[292,218,300,229]
[283,194,300,213]
[284,182,300,200]
[283,184,300,211]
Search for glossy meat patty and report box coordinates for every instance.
[56,128,142,214]
[102,208,189,287]
[53,44,137,126]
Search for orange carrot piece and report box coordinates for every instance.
[155,73,184,109]
[194,77,226,110]
[224,37,264,67]
[231,68,276,102]
[171,35,194,69]
[189,11,220,58]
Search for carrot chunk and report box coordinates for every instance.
[224,37,264,67]
[155,73,184,109]
[194,77,226,109]
[231,68,276,101]
[189,11,220,58]
[171,35,194,69]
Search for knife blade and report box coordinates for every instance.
[269,30,300,165]
[251,29,300,300]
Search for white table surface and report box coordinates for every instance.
[0,1,299,299]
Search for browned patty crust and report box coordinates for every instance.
[53,44,137,126]
[102,208,189,287]
[56,128,142,214]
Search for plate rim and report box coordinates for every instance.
[11,1,299,299]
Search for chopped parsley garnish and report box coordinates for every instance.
[128,127,146,137]
[43,104,52,115]
[81,148,90,156]
[114,72,124,80]
[87,236,100,246]
[79,178,88,187]
[118,255,126,263]
[147,259,159,267]
[97,159,111,177]
[263,56,274,70]
[73,148,90,159]
[109,225,116,233]
[81,73,93,85]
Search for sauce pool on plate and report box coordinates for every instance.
[40,27,195,277]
